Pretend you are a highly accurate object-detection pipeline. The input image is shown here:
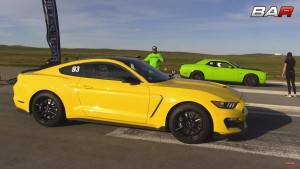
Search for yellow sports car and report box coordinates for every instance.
[14,57,247,144]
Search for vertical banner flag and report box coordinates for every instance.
[42,0,61,64]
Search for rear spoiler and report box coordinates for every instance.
[0,78,17,85]
[21,68,41,73]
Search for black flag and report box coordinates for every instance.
[42,0,61,64]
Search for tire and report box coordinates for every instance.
[243,74,258,86]
[31,92,66,127]
[169,103,212,144]
[190,71,204,80]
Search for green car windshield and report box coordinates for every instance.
[229,61,241,68]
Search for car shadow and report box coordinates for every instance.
[262,83,285,87]
[221,106,292,142]
[60,106,292,143]
[216,81,285,88]
[62,120,90,126]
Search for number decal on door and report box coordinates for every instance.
[71,66,80,72]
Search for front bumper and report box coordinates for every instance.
[224,107,248,131]
[224,118,246,130]
[259,73,267,85]
[212,101,248,136]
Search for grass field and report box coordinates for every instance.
[0,45,299,81]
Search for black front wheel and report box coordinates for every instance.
[31,92,66,127]
[169,103,212,144]
[244,74,258,86]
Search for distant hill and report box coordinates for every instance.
[0,44,298,81]
[0,44,278,56]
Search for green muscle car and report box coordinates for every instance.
[179,59,267,86]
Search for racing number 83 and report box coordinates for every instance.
[72,66,80,73]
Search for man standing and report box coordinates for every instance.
[144,46,164,69]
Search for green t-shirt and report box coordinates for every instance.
[144,53,164,69]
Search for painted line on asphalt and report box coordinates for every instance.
[266,81,300,86]
[107,128,300,160]
[248,110,300,118]
[235,88,286,95]
[247,103,300,114]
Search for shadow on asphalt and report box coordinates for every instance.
[61,106,292,144]
[220,81,285,88]
[226,106,292,142]
[60,106,292,143]
[63,120,89,126]
[263,83,285,87]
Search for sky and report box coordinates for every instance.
[0,0,299,55]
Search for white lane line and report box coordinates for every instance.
[249,111,300,118]
[247,103,300,113]
[235,88,286,95]
[246,103,300,117]
[266,81,300,86]
[107,128,300,160]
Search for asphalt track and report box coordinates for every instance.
[0,71,300,168]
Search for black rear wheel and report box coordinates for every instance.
[190,71,204,80]
[169,103,212,144]
[31,92,66,127]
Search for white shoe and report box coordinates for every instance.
[293,94,298,98]
[286,94,292,97]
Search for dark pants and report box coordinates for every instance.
[286,70,296,94]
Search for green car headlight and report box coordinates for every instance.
[211,101,238,109]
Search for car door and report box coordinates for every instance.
[212,61,238,82]
[77,62,150,124]
[203,61,215,80]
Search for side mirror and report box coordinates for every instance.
[122,76,140,85]
[228,66,233,69]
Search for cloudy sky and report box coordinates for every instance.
[0,0,299,55]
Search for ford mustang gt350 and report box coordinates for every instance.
[14,57,247,144]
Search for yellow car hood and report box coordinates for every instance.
[154,78,242,101]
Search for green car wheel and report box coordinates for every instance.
[243,74,259,86]
[190,71,204,80]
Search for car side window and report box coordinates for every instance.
[207,61,218,67]
[59,65,83,77]
[83,62,136,81]
[216,62,231,68]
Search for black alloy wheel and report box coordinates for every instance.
[31,92,65,127]
[190,71,204,80]
[244,74,258,86]
[169,104,211,144]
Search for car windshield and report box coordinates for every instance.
[229,61,241,68]
[121,59,170,83]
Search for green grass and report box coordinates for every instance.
[0,45,299,81]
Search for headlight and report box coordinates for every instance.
[211,101,238,109]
